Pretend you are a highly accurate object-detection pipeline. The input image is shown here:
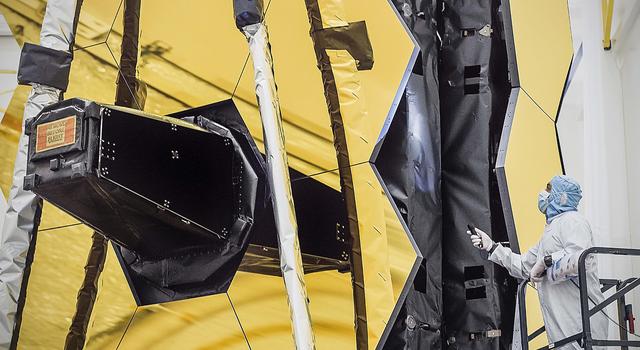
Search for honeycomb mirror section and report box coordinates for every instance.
[84,245,138,350]
[498,88,563,252]
[506,0,573,120]
[116,294,249,349]
[15,225,94,348]
[229,170,356,350]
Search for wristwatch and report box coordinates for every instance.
[488,242,499,254]
[544,255,553,268]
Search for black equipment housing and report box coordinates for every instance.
[24,98,261,259]
[24,98,350,305]
[24,98,266,304]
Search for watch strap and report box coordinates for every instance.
[544,255,553,268]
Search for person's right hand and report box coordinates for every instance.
[530,259,547,283]
[467,227,493,252]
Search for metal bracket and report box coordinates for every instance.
[478,24,493,37]
[469,329,501,340]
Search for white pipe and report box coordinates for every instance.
[0,0,81,346]
[241,22,316,349]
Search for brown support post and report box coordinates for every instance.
[302,2,368,348]
[63,233,107,350]
[115,0,146,109]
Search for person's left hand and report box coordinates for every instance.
[530,259,547,282]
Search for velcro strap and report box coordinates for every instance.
[17,43,72,91]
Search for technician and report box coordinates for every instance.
[468,175,608,348]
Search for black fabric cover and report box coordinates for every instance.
[380,1,443,349]
[233,0,264,29]
[17,43,73,91]
[245,167,351,275]
[314,21,374,71]
[378,72,443,350]
[439,0,514,349]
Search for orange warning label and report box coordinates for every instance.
[35,116,77,153]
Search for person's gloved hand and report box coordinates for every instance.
[530,259,547,282]
[467,227,493,252]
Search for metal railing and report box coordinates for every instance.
[517,247,640,350]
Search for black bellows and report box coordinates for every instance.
[383,0,515,349]
[439,0,514,349]
[381,0,443,349]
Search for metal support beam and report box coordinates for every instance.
[602,0,614,50]
[588,277,640,317]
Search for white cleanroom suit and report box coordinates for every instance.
[489,211,608,348]
[470,176,608,349]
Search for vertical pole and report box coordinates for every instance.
[601,0,614,50]
[65,0,145,348]
[0,0,84,347]
[301,2,368,348]
[233,1,315,349]
[616,283,629,350]
[517,280,529,350]
[115,0,146,109]
[64,233,106,350]
[579,251,593,350]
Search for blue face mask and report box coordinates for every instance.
[538,190,550,214]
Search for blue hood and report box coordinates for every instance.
[545,175,582,223]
